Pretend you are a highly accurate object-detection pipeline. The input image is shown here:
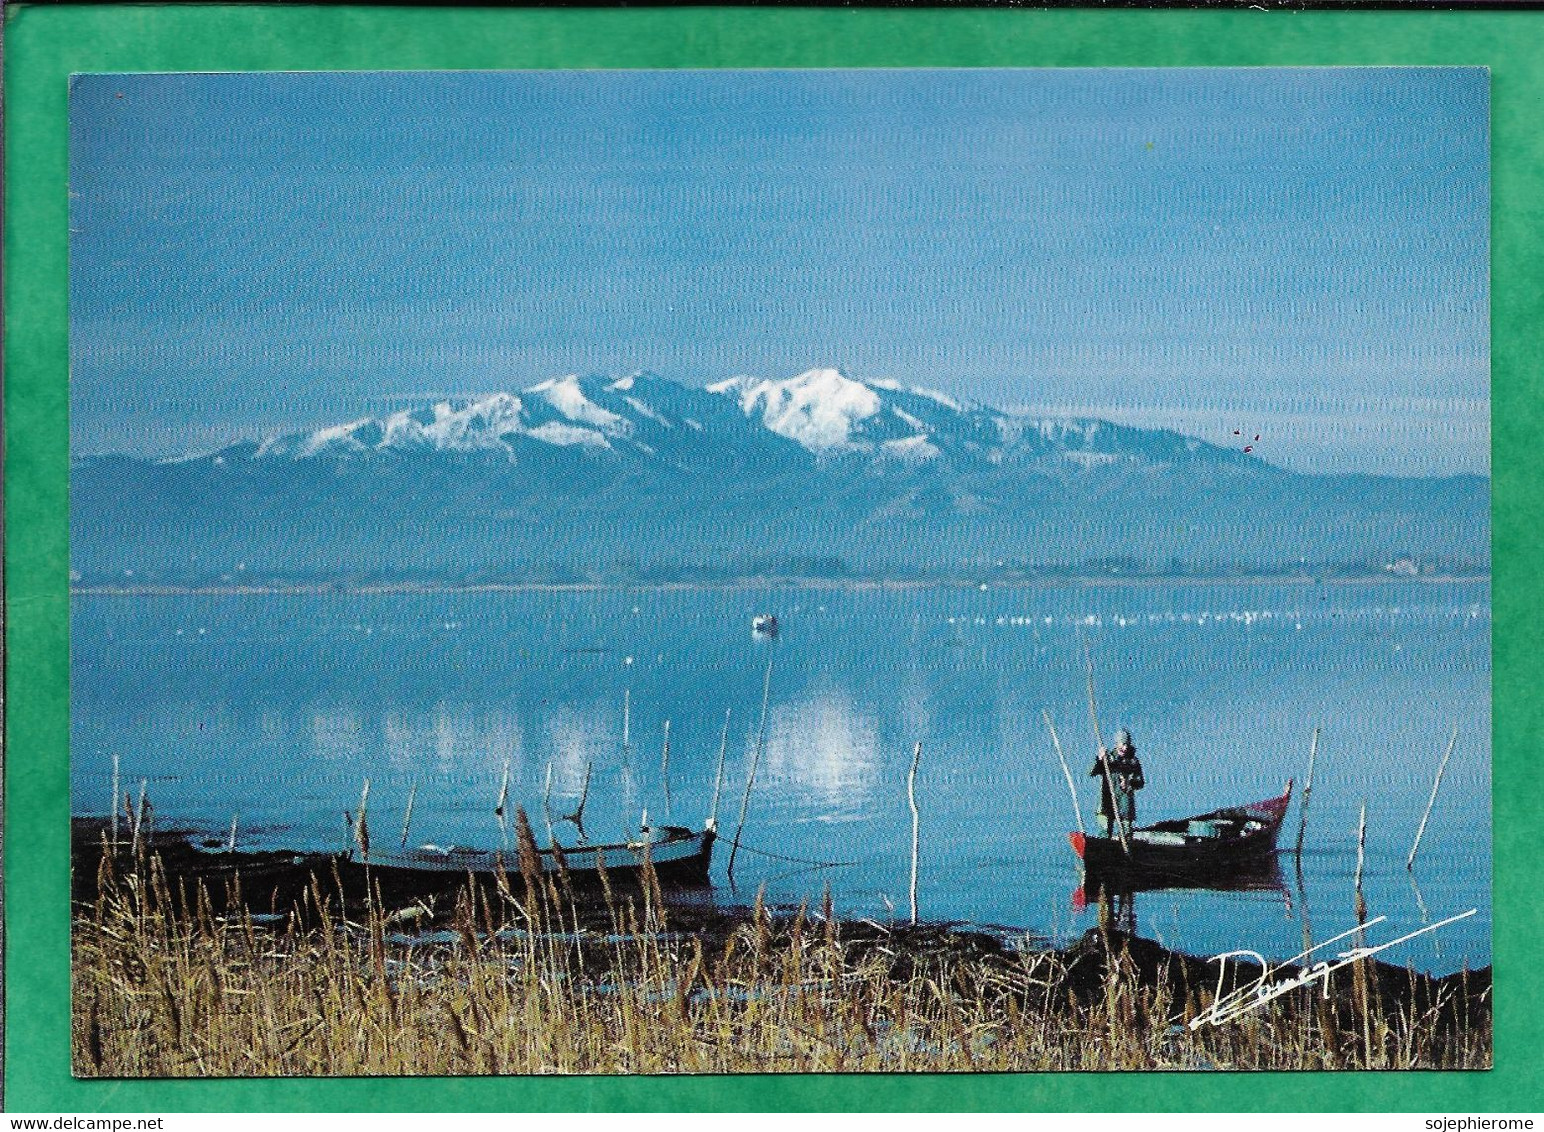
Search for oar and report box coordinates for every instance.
[1082,635,1130,856]
[1042,709,1085,836]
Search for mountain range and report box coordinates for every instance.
[71,368,1489,584]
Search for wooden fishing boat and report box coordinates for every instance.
[348,822,716,891]
[1069,781,1293,883]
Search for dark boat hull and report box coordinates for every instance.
[71,820,716,922]
[351,826,716,894]
[1069,783,1293,887]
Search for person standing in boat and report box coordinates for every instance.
[1090,729,1145,839]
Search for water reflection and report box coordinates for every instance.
[71,580,1491,972]
[764,681,881,807]
[543,704,612,787]
[1077,855,1288,902]
[1074,849,1290,934]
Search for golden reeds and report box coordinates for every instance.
[71,850,1490,1078]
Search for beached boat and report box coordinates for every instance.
[1069,781,1293,883]
[351,822,717,890]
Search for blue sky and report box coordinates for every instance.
[69,68,1488,474]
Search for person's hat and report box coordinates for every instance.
[1114,728,1133,747]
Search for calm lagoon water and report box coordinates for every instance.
[72,580,1491,973]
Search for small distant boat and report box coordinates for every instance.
[752,613,779,637]
[1069,781,1293,882]
[352,823,717,890]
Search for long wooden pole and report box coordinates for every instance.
[399,781,417,849]
[132,779,148,856]
[496,759,510,848]
[1407,723,1459,870]
[660,719,673,821]
[542,760,556,843]
[728,641,776,878]
[354,779,371,861]
[1042,709,1085,836]
[908,741,923,925]
[1354,801,1367,893]
[1295,726,1320,859]
[139,780,152,850]
[1082,637,1129,855]
[110,752,121,851]
[709,707,731,828]
[1293,855,1315,961]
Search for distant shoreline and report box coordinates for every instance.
[71,573,1491,597]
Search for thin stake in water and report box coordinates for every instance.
[131,779,148,856]
[729,641,776,878]
[1407,723,1459,870]
[1295,726,1320,859]
[110,752,121,851]
[660,719,673,821]
[354,779,371,861]
[622,688,631,755]
[227,812,239,854]
[1294,855,1315,959]
[709,707,731,828]
[495,758,510,848]
[399,781,417,849]
[1354,801,1367,894]
[907,741,923,925]
[542,760,557,844]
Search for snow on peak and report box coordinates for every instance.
[243,367,1242,472]
[352,394,527,454]
[712,367,883,453]
[254,419,373,459]
[526,375,629,433]
[258,386,620,459]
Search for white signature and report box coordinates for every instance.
[1190,908,1478,1028]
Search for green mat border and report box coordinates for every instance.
[5,4,1534,1113]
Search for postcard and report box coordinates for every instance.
[64,66,1489,1079]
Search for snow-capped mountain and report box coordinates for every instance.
[71,368,1488,584]
[229,367,1253,474]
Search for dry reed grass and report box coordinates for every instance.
[72,837,1490,1077]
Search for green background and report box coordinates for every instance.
[4,3,1536,1113]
